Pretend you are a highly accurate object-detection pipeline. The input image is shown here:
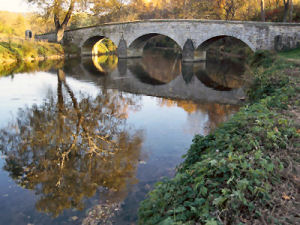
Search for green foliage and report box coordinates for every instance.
[0,40,64,76]
[249,50,276,68]
[278,48,300,60]
[138,51,299,224]
[247,51,296,104]
[0,40,63,61]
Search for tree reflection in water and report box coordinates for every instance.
[92,55,118,73]
[0,69,143,220]
[158,99,240,134]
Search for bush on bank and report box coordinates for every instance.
[0,39,63,63]
[138,50,299,225]
[0,39,64,76]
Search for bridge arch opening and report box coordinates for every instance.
[197,35,254,58]
[128,33,182,57]
[81,36,117,56]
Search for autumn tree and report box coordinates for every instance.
[289,0,294,21]
[283,0,290,21]
[27,0,89,42]
[92,0,129,22]
[261,0,266,21]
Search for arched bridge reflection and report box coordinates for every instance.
[65,52,247,105]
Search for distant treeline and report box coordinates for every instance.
[1,1,299,38]
[68,0,300,29]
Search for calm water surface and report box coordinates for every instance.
[0,51,246,225]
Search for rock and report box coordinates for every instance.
[71,216,78,221]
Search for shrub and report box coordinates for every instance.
[138,51,299,225]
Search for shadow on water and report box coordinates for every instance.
[128,50,181,85]
[195,57,246,91]
[0,49,248,225]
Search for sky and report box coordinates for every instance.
[0,0,32,13]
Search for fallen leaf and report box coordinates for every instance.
[282,193,291,200]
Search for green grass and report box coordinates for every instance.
[278,48,300,59]
[138,51,300,225]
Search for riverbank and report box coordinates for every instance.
[0,39,64,76]
[138,49,300,224]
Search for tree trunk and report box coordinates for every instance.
[57,70,65,133]
[54,0,75,42]
[261,0,265,22]
[289,0,293,22]
[283,0,289,22]
[56,27,65,42]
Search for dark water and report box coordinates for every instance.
[0,50,246,225]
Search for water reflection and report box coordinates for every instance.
[158,99,239,134]
[63,53,246,105]
[128,51,181,85]
[82,55,118,75]
[0,59,63,76]
[0,50,248,224]
[195,58,246,91]
[0,70,143,219]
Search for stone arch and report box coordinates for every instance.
[80,36,117,56]
[197,35,255,52]
[126,33,183,57]
[25,30,32,39]
[128,33,183,50]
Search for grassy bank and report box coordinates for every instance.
[0,39,64,76]
[138,49,300,225]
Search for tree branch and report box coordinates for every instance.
[61,0,75,29]
[53,0,61,30]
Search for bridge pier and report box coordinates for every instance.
[117,38,127,58]
[182,39,206,62]
[117,37,143,58]
[181,61,206,84]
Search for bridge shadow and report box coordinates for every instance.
[194,57,246,91]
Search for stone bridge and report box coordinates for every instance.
[36,19,300,61]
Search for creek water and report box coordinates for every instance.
[0,50,246,225]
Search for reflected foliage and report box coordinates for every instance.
[92,54,118,73]
[0,70,143,217]
[0,59,64,77]
[158,99,240,134]
[81,55,118,75]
